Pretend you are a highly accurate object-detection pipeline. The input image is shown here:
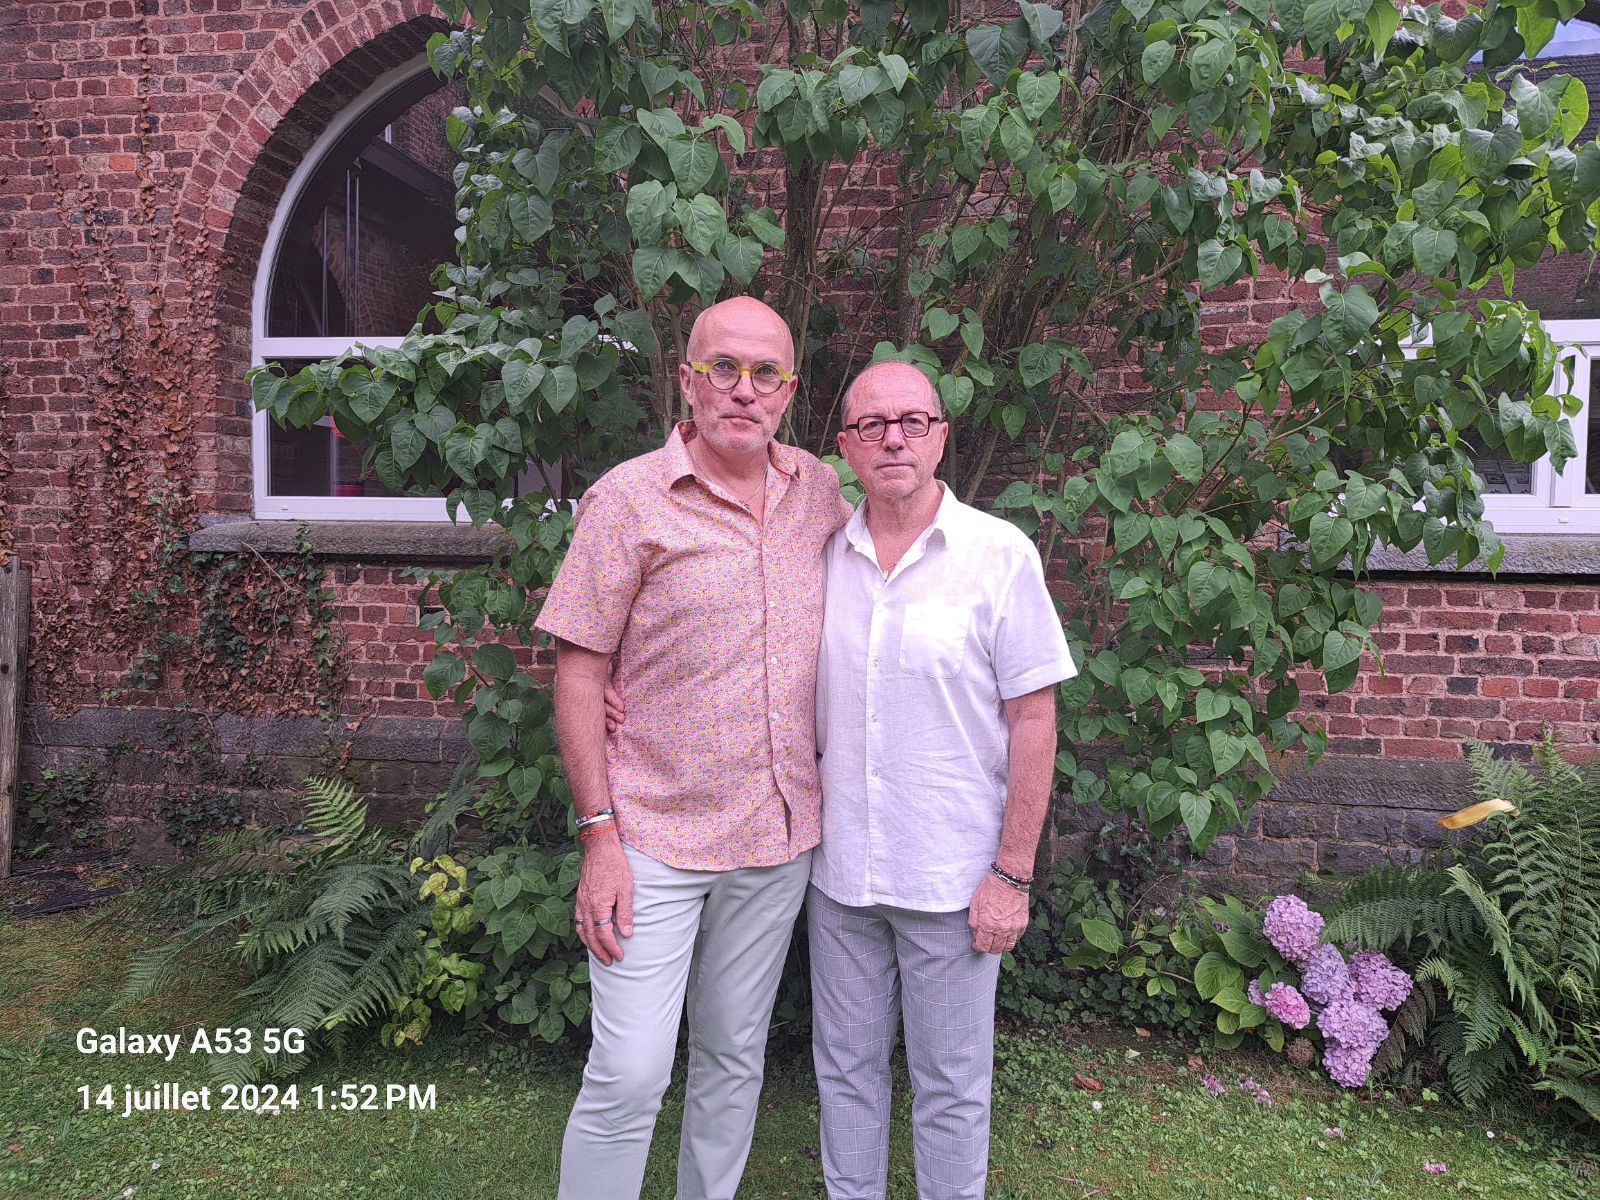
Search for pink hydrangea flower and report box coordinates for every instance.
[1262,981,1312,1029]
[1322,1040,1378,1088]
[1318,997,1388,1053]
[1300,944,1353,1006]
[1317,996,1390,1087]
[1349,950,1413,1012]
[1262,894,1324,964]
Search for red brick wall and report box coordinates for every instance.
[1,1,461,729]
[1291,582,1600,760]
[2,2,1598,866]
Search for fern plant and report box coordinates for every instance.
[1326,736,1600,1126]
[108,776,427,1084]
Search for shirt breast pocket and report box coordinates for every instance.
[898,602,971,679]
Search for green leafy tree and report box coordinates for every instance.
[254,0,1598,1038]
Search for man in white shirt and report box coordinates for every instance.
[810,360,1077,1200]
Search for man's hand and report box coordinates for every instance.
[604,679,626,733]
[968,873,1029,956]
[575,833,634,966]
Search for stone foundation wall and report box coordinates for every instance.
[22,701,469,861]
[26,697,1485,888]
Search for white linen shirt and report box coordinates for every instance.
[812,483,1078,912]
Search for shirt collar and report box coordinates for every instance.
[663,420,801,486]
[845,480,963,555]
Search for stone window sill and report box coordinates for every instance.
[1363,533,1600,577]
[188,517,507,563]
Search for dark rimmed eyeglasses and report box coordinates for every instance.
[842,413,947,442]
[689,359,796,395]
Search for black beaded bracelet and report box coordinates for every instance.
[990,862,1033,892]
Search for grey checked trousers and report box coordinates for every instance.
[808,885,1002,1200]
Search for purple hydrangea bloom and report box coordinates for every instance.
[1262,894,1324,964]
[1246,979,1265,1007]
[1262,981,1312,1029]
[1349,951,1413,1012]
[1237,1075,1274,1106]
[1300,944,1353,1006]
[1318,997,1389,1054]
[1322,1039,1378,1088]
[1200,1073,1226,1097]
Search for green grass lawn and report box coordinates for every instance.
[0,908,1594,1199]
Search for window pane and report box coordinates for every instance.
[1589,368,1600,496]
[265,359,422,499]
[267,79,461,339]
[1471,452,1535,495]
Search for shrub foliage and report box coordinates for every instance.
[115,778,427,1083]
[1327,737,1600,1124]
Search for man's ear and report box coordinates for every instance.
[777,375,799,417]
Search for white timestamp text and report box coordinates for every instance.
[79,1082,438,1117]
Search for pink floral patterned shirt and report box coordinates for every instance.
[535,421,851,871]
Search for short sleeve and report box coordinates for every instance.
[990,538,1077,700]
[533,480,645,654]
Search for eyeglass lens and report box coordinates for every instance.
[707,361,785,393]
[857,414,932,441]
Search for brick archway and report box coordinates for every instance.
[185,2,451,514]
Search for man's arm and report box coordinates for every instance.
[968,685,1058,955]
[554,637,634,966]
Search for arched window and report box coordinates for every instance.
[253,58,461,520]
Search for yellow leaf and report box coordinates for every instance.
[1437,798,1517,830]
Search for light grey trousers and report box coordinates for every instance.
[557,844,812,1200]
[808,885,1002,1200]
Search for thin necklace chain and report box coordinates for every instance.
[690,438,765,508]
[732,470,766,508]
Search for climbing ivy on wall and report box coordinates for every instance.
[21,10,348,725]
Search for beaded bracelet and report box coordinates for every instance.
[989,862,1034,893]
[575,808,615,830]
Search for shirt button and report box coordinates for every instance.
[870,768,880,778]
[870,713,878,722]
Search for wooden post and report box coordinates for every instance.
[0,556,29,879]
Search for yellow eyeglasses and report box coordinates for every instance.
[688,359,796,395]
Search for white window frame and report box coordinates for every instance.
[1402,319,1600,535]
[1480,319,1600,534]
[251,56,450,522]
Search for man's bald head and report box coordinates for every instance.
[843,360,941,426]
[686,297,796,368]
[677,295,799,463]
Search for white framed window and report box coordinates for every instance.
[252,57,460,521]
[1477,319,1600,534]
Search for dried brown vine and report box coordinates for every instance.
[26,13,348,724]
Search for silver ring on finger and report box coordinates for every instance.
[594,918,613,927]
